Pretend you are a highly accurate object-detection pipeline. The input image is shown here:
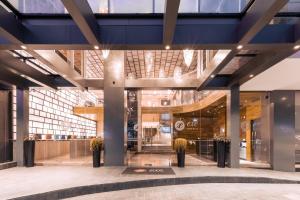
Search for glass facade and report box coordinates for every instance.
[6,0,252,14]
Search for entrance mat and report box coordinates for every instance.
[122,167,175,175]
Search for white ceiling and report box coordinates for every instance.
[241,56,300,91]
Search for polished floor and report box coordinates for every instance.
[1,166,300,199]
[68,183,300,200]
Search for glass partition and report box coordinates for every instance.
[6,0,252,14]
[240,92,271,169]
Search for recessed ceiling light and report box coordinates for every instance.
[20,74,26,78]
[249,74,254,78]
[165,45,170,50]
[94,45,99,50]
[237,45,243,50]
[21,45,27,50]
[210,74,215,78]
[294,45,300,50]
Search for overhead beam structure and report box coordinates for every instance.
[0,8,297,50]
[0,67,37,89]
[229,20,300,87]
[61,0,99,46]
[197,0,289,90]
[163,0,180,46]
[0,51,58,89]
[32,50,86,89]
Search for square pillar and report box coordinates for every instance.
[137,90,142,152]
[104,51,126,166]
[270,91,295,172]
[16,89,29,166]
[226,85,240,168]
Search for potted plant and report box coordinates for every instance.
[174,138,187,168]
[24,135,36,167]
[90,137,103,168]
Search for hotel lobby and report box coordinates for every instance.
[0,0,300,199]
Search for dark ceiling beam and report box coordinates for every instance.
[228,50,294,87]
[230,20,300,87]
[0,5,26,45]
[0,51,58,89]
[238,0,288,45]
[32,50,86,89]
[204,75,231,90]
[0,66,38,89]
[0,15,296,50]
[197,0,288,90]
[61,0,99,46]
[163,0,180,46]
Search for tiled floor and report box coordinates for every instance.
[1,165,300,199]
[68,183,300,200]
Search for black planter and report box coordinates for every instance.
[177,149,185,168]
[217,140,226,168]
[24,140,35,167]
[225,140,231,167]
[92,149,101,168]
[213,140,217,162]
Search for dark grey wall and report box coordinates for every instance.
[0,90,13,163]
[270,91,295,172]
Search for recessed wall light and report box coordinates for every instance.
[165,45,170,50]
[210,74,215,78]
[94,45,99,50]
[249,74,254,78]
[294,45,300,50]
[237,45,243,50]
[21,45,27,50]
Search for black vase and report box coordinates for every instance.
[213,140,217,162]
[225,140,231,167]
[217,140,226,168]
[92,149,101,168]
[177,149,185,168]
[24,140,35,167]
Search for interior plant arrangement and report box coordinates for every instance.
[174,138,187,168]
[90,137,103,168]
[23,135,36,167]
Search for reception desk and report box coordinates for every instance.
[35,139,92,161]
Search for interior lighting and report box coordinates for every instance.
[174,67,182,83]
[102,49,110,59]
[294,45,300,50]
[210,74,215,78]
[237,45,243,50]
[165,45,170,50]
[159,68,165,78]
[21,45,27,50]
[183,49,194,67]
[94,45,99,50]
[249,74,254,78]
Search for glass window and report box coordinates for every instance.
[179,0,198,13]
[154,0,165,13]
[7,0,67,13]
[179,0,250,13]
[88,0,108,13]
[110,0,153,13]
[280,0,300,12]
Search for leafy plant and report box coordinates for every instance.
[174,138,187,152]
[90,137,103,151]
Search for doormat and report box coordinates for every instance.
[122,167,175,175]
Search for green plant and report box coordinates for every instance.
[90,137,103,151]
[174,138,187,152]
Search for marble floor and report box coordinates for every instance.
[1,165,300,199]
[68,183,300,200]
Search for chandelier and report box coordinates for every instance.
[102,49,110,59]
[183,49,194,67]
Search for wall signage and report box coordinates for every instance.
[174,120,185,131]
